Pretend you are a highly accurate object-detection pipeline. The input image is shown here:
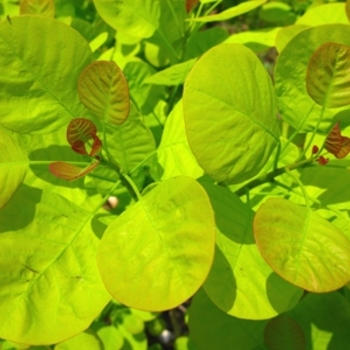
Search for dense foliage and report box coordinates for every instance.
[1,0,350,349]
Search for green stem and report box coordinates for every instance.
[121,173,142,201]
[285,167,309,207]
[273,141,281,171]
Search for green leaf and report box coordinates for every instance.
[19,0,55,17]
[259,1,293,24]
[0,130,27,209]
[97,326,124,350]
[202,183,302,320]
[0,186,110,344]
[254,197,350,292]
[55,330,103,350]
[97,176,215,311]
[275,24,350,132]
[157,100,204,180]
[306,42,350,109]
[93,0,160,39]
[264,314,306,350]
[0,16,92,134]
[183,43,279,184]
[347,0,350,22]
[78,61,130,125]
[188,289,267,350]
[275,24,308,53]
[188,0,266,22]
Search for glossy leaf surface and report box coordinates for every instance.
[78,61,130,125]
[0,187,110,344]
[254,197,350,292]
[183,43,279,183]
[97,176,215,311]
[19,0,55,17]
[0,130,27,208]
[202,183,302,320]
[49,161,100,181]
[0,16,92,134]
[306,42,350,109]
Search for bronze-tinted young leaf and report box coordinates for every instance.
[264,314,306,350]
[306,42,350,108]
[78,61,130,125]
[20,0,55,17]
[254,197,350,292]
[186,0,199,13]
[325,122,350,158]
[49,161,99,181]
[67,118,102,156]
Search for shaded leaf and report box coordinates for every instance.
[20,0,55,17]
[254,197,350,292]
[264,314,306,350]
[186,0,199,12]
[49,161,99,181]
[347,0,350,22]
[67,118,102,156]
[97,176,215,311]
[0,129,27,208]
[78,61,130,125]
[306,42,350,109]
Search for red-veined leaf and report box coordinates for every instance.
[325,122,350,159]
[67,118,102,157]
[49,161,99,181]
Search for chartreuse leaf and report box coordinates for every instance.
[188,289,267,350]
[306,42,350,109]
[97,176,215,311]
[55,330,103,350]
[189,0,266,22]
[275,24,350,132]
[202,183,302,320]
[157,100,204,181]
[0,130,27,209]
[106,103,156,174]
[275,25,308,53]
[97,326,124,350]
[254,197,350,292]
[19,0,55,17]
[0,186,110,344]
[78,61,130,125]
[0,16,92,134]
[287,292,350,349]
[183,43,279,184]
[93,0,160,39]
[264,314,306,350]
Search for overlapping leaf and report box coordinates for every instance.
[254,197,350,292]
[97,176,215,311]
[20,0,55,17]
[306,42,350,109]
[78,61,130,125]
[183,43,279,184]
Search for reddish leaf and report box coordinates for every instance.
[312,145,319,155]
[317,156,329,165]
[325,123,350,159]
[49,161,99,181]
[186,0,199,12]
[67,118,102,157]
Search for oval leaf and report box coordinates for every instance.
[254,197,350,292]
[264,314,306,350]
[78,61,130,125]
[183,43,279,184]
[0,130,27,208]
[97,176,215,311]
[20,0,55,17]
[49,161,99,181]
[306,42,350,109]
[67,118,102,156]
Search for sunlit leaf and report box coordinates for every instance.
[78,61,130,125]
[49,161,99,181]
[254,197,350,292]
[67,118,102,157]
[0,129,27,208]
[20,0,55,17]
[275,24,308,53]
[264,314,306,350]
[325,122,350,158]
[188,0,266,22]
[97,176,215,311]
[55,330,103,350]
[306,42,350,108]
[183,43,279,184]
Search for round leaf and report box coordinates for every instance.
[78,61,130,125]
[97,176,215,311]
[254,197,350,292]
[306,42,350,108]
[0,16,92,134]
[183,43,279,184]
